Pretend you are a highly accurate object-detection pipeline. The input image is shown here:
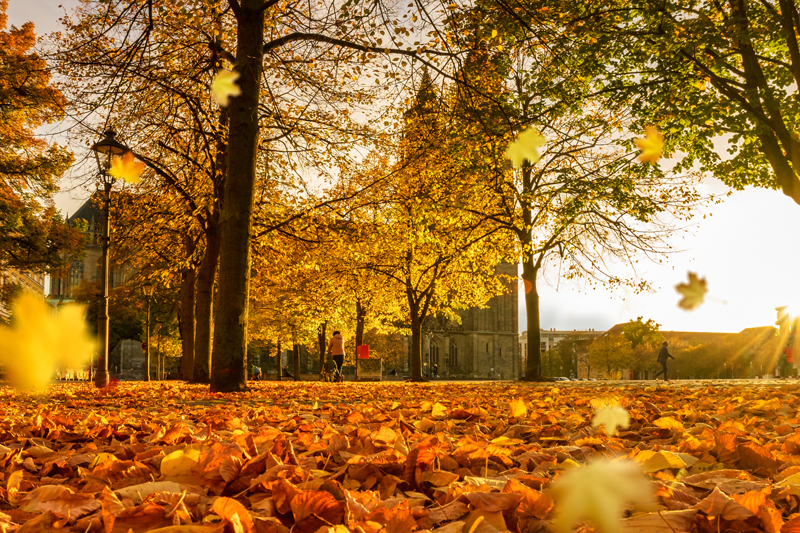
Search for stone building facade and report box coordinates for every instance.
[48,194,132,300]
[0,269,47,320]
[420,262,519,379]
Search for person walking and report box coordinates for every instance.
[328,331,345,382]
[655,341,674,380]
[324,353,339,382]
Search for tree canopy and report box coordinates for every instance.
[0,0,83,273]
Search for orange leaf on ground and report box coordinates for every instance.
[212,497,255,533]
[760,505,782,533]
[692,487,753,521]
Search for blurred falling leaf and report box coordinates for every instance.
[0,294,94,390]
[635,126,663,163]
[211,69,242,106]
[108,151,146,183]
[551,459,653,533]
[505,128,545,168]
[509,398,527,418]
[675,272,708,310]
[591,405,630,436]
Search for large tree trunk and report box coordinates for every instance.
[210,0,264,392]
[179,262,196,381]
[192,221,221,383]
[410,305,423,381]
[317,322,326,375]
[522,261,542,381]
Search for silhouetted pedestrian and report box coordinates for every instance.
[655,341,673,380]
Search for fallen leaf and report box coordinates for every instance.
[509,398,527,419]
[550,459,653,533]
[591,406,630,436]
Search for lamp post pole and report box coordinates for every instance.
[142,282,154,382]
[94,178,112,388]
[156,321,162,380]
[91,130,129,389]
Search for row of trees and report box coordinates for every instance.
[5,0,798,387]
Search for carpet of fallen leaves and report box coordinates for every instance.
[3,380,800,533]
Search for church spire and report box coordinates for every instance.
[405,67,438,121]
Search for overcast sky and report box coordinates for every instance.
[9,0,798,334]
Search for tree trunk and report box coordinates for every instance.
[179,263,196,381]
[293,342,301,381]
[410,305,423,381]
[522,262,542,381]
[192,221,221,383]
[317,322,326,375]
[355,298,365,380]
[355,299,366,348]
[210,0,264,392]
[276,339,282,381]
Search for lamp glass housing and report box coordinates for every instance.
[91,130,128,175]
[142,282,154,297]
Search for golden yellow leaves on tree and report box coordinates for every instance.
[551,459,653,533]
[505,128,545,168]
[108,151,145,184]
[675,272,708,310]
[591,405,630,436]
[0,294,94,390]
[635,126,663,163]
[211,69,242,107]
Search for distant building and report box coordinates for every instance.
[48,194,133,300]
[0,269,47,320]
[110,339,146,380]
[419,263,519,379]
[519,328,605,377]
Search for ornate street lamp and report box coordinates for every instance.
[142,282,154,382]
[90,130,129,388]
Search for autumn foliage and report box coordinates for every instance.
[1,380,800,533]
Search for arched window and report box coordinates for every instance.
[448,343,458,367]
[430,342,439,366]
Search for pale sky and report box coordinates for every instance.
[10,0,798,335]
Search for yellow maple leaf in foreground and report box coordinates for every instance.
[551,459,653,533]
[211,69,242,107]
[108,151,145,184]
[634,126,663,163]
[0,294,95,390]
[591,405,630,436]
[675,272,708,311]
[505,128,546,168]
